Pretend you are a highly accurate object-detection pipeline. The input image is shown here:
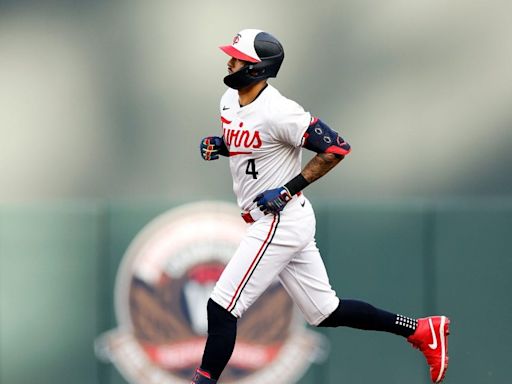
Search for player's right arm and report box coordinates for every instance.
[199,136,229,161]
[201,89,235,161]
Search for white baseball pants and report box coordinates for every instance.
[211,195,339,326]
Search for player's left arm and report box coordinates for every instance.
[301,151,343,183]
[254,118,350,214]
[299,117,351,182]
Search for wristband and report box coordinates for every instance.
[284,173,310,196]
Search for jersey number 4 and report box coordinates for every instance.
[245,159,259,179]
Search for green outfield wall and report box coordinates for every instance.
[1,200,511,384]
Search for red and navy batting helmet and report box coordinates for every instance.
[220,29,284,90]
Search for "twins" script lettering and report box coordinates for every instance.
[223,128,262,149]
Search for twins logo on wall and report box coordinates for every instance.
[95,201,327,384]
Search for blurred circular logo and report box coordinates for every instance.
[95,201,326,384]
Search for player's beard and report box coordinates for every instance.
[223,66,264,90]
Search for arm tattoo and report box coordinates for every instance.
[302,153,344,184]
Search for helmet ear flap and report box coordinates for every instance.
[246,63,267,77]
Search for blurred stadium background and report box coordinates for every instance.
[0,1,510,383]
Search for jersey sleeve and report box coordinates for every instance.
[268,98,311,147]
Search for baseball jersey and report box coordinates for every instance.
[219,85,311,211]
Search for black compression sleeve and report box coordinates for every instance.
[218,138,229,157]
[200,299,237,380]
[317,299,417,338]
[284,173,310,196]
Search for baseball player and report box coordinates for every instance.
[194,29,450,384]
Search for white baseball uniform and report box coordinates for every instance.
[210,84,339,326]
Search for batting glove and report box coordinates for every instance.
[200,136,228,161]
[254,187,293,214]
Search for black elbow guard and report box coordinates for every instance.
[303,118,351,157]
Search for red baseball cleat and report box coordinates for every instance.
[191,368,217,384]
[408,316,450,383]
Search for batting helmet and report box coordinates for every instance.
[220,29,284,90]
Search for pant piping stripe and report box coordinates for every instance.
[226,214,280,313]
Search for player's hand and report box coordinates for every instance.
[253,187,292,214]
[200,136,228,161]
